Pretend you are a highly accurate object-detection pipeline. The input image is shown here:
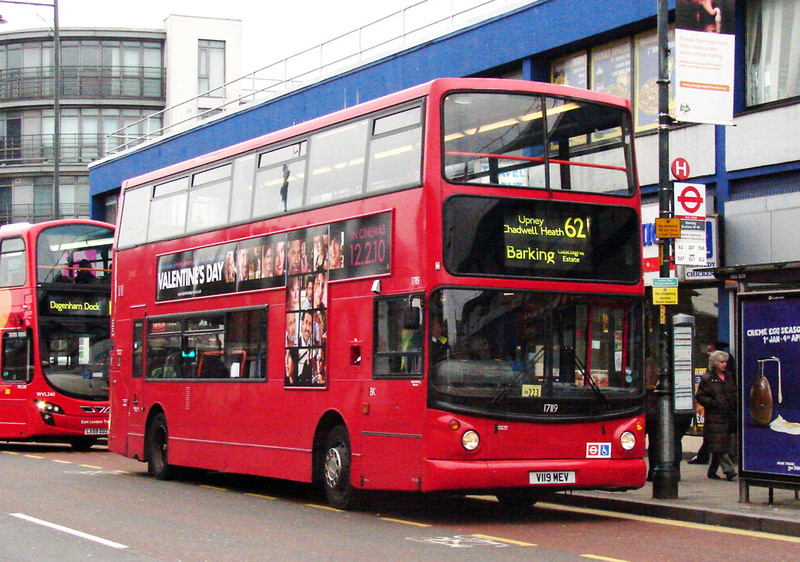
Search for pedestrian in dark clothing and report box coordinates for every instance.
[689,340,734,465]
[695,350,737,480]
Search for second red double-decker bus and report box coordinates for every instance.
[109,78,646,509]
[0,220,113,450]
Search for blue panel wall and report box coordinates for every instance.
[90,0,663,212]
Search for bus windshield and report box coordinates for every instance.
[36,223,114,284]
[38,317,111,400]
[35,223,113,401]
[429,289,643,418]
[442,91,635,195]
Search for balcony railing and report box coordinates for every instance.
[0,203,90,226]
[0,65,166,102]
[105,0,533,155]
[0,133,115,166]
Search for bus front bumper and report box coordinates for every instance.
[421,458,646,493]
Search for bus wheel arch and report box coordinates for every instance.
[313,413,359,510]
[144,406,175,480]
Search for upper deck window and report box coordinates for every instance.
[116,101,423,250]
[36,223,114,284]
[0,237,26,288]
[442,92,635,196]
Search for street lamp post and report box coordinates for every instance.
[653,0,678,499]
[0,0,60,219]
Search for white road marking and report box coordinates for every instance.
[10,513,128,549]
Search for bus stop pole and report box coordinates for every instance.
[653,0,679,499]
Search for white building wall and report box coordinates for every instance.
[725,191,800,266]
[727,105,800,172]
[163,15,243,127]
[635,123,716,187]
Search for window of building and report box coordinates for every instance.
[552,29,675,133]
[746,0,800,106]
[198,39,225,97]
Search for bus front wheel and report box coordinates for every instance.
[69,437,97,452]
[146,412,175,480]
[495,488,540,511]
[322,425,358,510]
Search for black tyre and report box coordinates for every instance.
[495,488,540,511]
[68,437,98,452]
[146,412,175,480]
[322,425,358,510]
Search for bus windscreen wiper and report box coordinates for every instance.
[490,347,545,406]
[572,352,610,411]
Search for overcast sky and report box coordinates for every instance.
[0,0,416,73]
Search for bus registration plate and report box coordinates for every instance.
[529,471,575,485]
[84,428,108,435]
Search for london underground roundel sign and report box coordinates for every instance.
[674,182,706,219]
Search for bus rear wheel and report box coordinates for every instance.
[322,425,358,510]
[146,412,175,480]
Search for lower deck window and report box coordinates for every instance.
[146,307,267,380]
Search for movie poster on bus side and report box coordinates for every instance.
[237,234,288,292]
[740,293,800,481]
[156,234,288,302]
[284,225,328,388]
[328,211,392,281]
[156,242,238,301]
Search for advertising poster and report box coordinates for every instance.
[674,0,736,125]
[740,292,800,480]
[633,30,674,132]
[155,211,393,390]
[552,51,587,89]
[591,39,632,101]
[284,226,328,389]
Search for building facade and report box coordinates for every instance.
[89,0,800,368]
[0,14,241,225]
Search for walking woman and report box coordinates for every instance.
[696,350,738,480]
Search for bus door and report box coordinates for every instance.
[360,294,426,490]
[0,329,33,437]
[110,318,145,455]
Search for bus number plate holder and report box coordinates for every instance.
[84,428,109,435]
[529,471,576,485]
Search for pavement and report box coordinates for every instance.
[546,441,800,537]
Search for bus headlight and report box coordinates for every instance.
[36,400,64,414]
[620,430,636,451]
[462,430,480,451]
[35,400,64,426]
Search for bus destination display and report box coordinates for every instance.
[504,211,591,271]
[443,195,640,283]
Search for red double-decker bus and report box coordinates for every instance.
[109,78,646,509]
[0,220,113,450]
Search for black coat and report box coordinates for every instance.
[696,370,737,454]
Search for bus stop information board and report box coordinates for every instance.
[740,292,800,482]
[652,277,678,305]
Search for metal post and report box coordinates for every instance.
[52,0,60,219]
[653,0,678,499]
[0,1,59,218]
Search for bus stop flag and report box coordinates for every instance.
[674,0,735,126]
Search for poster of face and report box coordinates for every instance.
[740,292,800,480]
[285,226,327,388]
